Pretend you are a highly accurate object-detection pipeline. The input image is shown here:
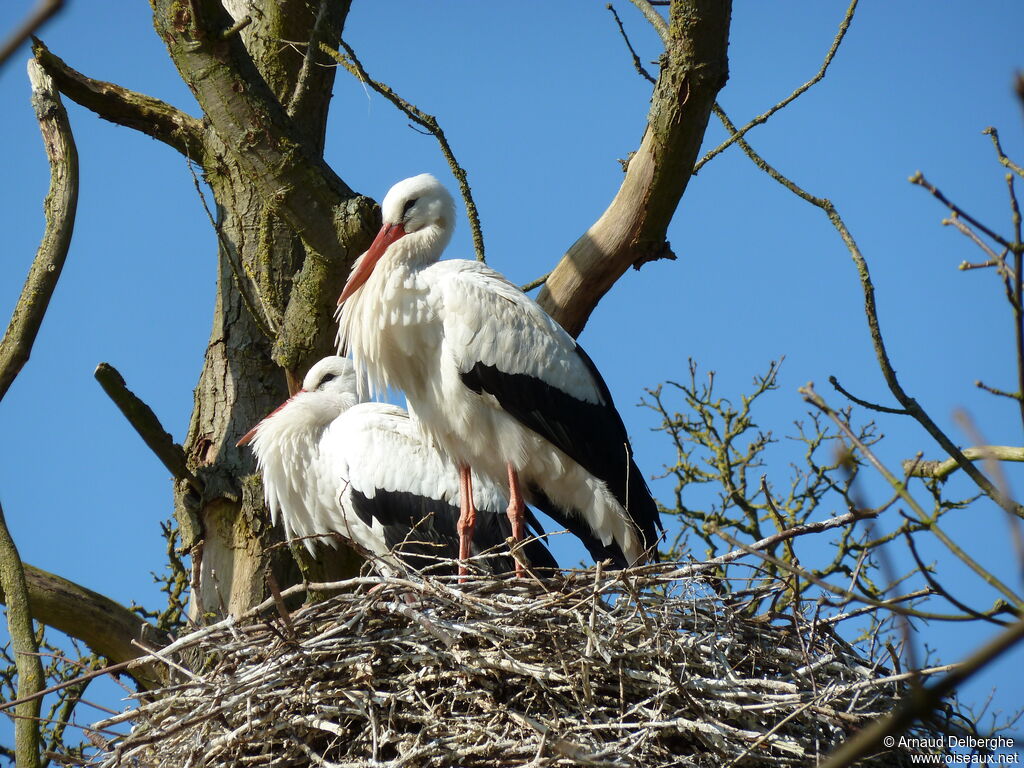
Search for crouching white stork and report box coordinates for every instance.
[237,356,558,576]
[337,174,662,575]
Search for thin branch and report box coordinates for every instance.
[828,375,908,414]
[93,363,203,495]
[910,171,1016,251]
[0,503,43,768]
[520,272,552,293]
[607,4,656,84]
[984,127,1024,180]
[801,383,1022,609]
[694,0,858,173]
[627,0,670,47]
[324,40,486,263]
[0,59,78,404]
[0,561,167,683]
[0,0,61,67]
[668,508,876,579]
[715,103,1024,519]
[32,40,205,160]
[901,527,1008,627]
[903,445,1024,480]
[819,616,1024,768]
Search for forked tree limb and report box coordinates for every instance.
[32,40,205,160]
[0,559,166,688]
[148,0,378,372]
[537,0,732,337]
[0,59,77,404]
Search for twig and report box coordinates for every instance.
[910,171,1015,251]
[819,616,1024,768]
[668,508,876,579]
[901,526,1009,627]
[93,362,203,494]
[323,40,486,263]
[0,503,44,768]
[695,0,858,173]
[520,271,552,293]
[627,0,669,47]
[828,375,908,414]
[801,383,1023,609]
[607,4,656,84]
[0,0,62,67]
[984,127,1024,180]
[0,59,78,404]
[715,103,1024,520]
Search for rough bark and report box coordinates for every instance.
[145,0,373,617]
[0,561,166,684]
[34,0,375,621]
[537,0,732,337]
[0,58,78,403]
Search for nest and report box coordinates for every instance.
[91,563,949,767]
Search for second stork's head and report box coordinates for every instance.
[236,356,360,448]
[339,174,456,303]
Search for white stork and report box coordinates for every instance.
[337,174,662,574]
[237,356,558,576]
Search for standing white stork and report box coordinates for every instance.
[337,174,662,574]
[237,356,558,576]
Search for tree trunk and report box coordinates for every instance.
[151,0,375,619]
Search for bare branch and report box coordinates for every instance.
[695,0,858,173]
[910,171,1016,251]
[537,0,731,337]
[0,502,43,768]
[668,508,877,579]
[819,616,1024,768]
[607,4,656,84]
[324,40,486,263]
[0,0,61,67]
[32,40,205,160]
[903,445,1024,480]
[801,383,1023,609]
[94,363,203,495]
[715,104,1024,519]
[627,0,669,47]
[828,375,908,414]
[984,126,1024,180]
[0,59,77,404]
[0,560,166,688]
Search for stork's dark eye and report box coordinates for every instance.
[317,373,337,389]
[402,198,418,219]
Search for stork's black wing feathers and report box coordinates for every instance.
[460,343,662,556]
[350,488,558,575]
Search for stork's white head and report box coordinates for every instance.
[338,174,456,303]
[236,356,361,447]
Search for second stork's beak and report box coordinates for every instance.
[236,393,301,447]
[338,222,407,304]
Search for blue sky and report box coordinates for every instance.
[0,0,1022,746]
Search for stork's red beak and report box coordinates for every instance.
[338,222,407,304]
[236,393,301,447]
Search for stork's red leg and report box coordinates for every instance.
[457,464,476,580]
[506,464,526,578]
